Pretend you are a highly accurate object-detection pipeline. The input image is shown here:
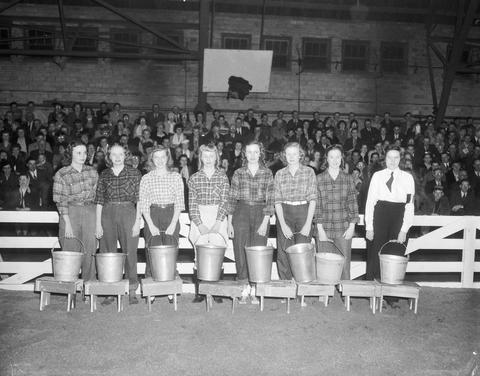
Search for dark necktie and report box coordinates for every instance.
[386,171,394,192]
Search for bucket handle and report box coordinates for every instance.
[316,239,345,258]
[146,231,175,250]
[194,232,228,247]
[378,240,409,259]
[51,236,85,255]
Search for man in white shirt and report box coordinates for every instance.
[365,147,415,282]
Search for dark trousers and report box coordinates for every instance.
[99,202,139,292]
[276,203,312,280]
[59,205,96,281]
[143,205,180,278]
[232,201,269,281]
[366,201,405,280]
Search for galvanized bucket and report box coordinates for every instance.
[285,242,316,283]
[148,234,178,282]
[379,241,408,284]
[51,237,84,282]
[196,233,227,281]
[245,245,274,283]
[95,253,126,283]
[315,240,345,284]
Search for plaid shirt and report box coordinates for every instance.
[94,166,141,206]
[188,169,230,226]
[314,170,359,238]
[274,165,317,204]
[227,166,275,216]
[53,165,98,216]
[139,170,185,217]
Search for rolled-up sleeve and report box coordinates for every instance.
[173,173,185,212]
[53,173,68,216]
[305,168,317,202]
[346,175,360,224]
[139,175,152,218]
[94,172,106,206]
[401,173,415,233]
[188,177,201,226]
[216,175,230,222]
[314,176,325,224]
[263,170,275,216]
[227,171,240,215]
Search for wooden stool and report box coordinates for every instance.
[198,280,246,313]
[256,280,297,314]
[296,282,335,308]
[141,276,183,312]
[379,281,420,314]
[84,280,129,313]
[35,277,83,312]
[339,280,382,314]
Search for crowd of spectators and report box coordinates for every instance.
[1,100,480,218]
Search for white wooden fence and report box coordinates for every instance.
[0,211,479,291]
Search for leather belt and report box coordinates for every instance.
[69,201,94,206]
[283,200,308,206]
[151,203,174,208]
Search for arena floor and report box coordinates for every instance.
[0,287,478,376]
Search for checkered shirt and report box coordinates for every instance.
[227,166,275,216]
[314,170,359,238]
[188,169,230,226]
[139,170,185,217]
[53,165,98,216]
[94,166,141,206]
[274,165,317,204]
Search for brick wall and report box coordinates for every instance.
[0,3,478,120]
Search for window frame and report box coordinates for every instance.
[263,36,291,70]
[110,28,140,54]
[221,33,251,50]
[342,40,370,73]
[301,37,331,72]
[67,27,99,52]
[27,28,55,51]
[380,41,408,75]
[0,27,10,50]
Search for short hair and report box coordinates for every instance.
[386,146,401,155]
[148,145,174,170]
[198,143,220,170]
[242,141,266,166]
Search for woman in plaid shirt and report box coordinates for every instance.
[274,142,317,281]
[227,141,274,304]
[188,143,230,303]
[139,146,185,289]
[315,145,359,280]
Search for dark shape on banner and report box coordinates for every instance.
[227,76,252,100]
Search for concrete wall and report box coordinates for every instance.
[0,3,478,119]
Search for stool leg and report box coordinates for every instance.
[40,291,44,311]
[67,294,72,312]
[206,295,210,312]
[379,296,383,313]
[300,295,305,308]
[231,297,235,314]
[117,295,121,313]
[414,298,418,314]
[287,298,290,314]
[372,297,376,315]
[260,296,264,312]
[346,296,350,312]
[324,296,328,307]
[45,292,50,306]
[409,299,413,310]
[90,295,94,313]
[148,296,152,312]
[174,294,177,311]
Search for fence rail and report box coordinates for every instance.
[0,211,479,291]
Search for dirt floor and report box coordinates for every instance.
[0,286,478,376]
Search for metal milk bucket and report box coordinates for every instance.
[285,242,316,283]
[196,233,227,281]
[148,234,178,282]
[315,240,345,284]
[51,237,84,282]
[245,245,274,283]
[379,241,409,284]
[95,253,126,283]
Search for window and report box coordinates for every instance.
[264,37,290,69]
[302,38,330,71]
[28,28,54,50]
[0,28,9,49]
[111,29,139,54]
[68,27,98,52]
[342,40,369,72]
[221,33,251,50]
[381,42,407,74]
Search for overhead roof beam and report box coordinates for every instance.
[0,0,24,15]
[57,0,68,51]
[89,0,190,53]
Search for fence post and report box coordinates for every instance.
[462,217,475,288]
